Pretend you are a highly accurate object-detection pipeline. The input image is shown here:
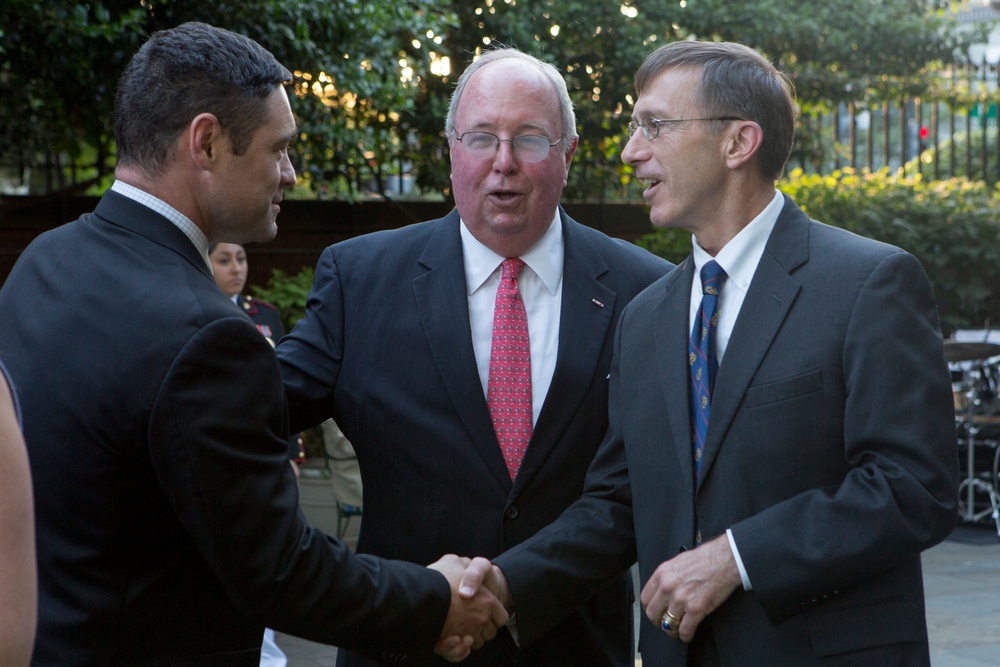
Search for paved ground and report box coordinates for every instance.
[274,524,1000,666]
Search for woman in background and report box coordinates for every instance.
[210,242,286,348]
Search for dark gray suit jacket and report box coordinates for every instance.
[0,190,451,666]
[276,208,672,666]
[496,195,958,666]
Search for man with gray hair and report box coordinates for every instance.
[276,46,671,666]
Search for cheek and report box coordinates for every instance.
[450,159,485,203]
[532,162,570,197]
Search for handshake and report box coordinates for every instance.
[427,555,512,662]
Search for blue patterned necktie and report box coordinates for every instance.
[689,260,728,489]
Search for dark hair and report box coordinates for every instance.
[114,22,291,176]
[635,41,796,180]
[207,242,245,254]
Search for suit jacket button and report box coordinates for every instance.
[505,506,519,519]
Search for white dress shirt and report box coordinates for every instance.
[111,180,212,272]
[461,211,563,426]
[688,188,784,591]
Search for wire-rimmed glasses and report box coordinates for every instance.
[627,116,744,141]
[454,131,561,162]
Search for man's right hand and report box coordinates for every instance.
[458,557,512,609]
[428,555,510,662]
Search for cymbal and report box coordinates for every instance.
[943,340,1000,362]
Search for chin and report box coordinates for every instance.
[249,220,279,244]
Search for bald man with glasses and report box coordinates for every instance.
[275,46,671,667]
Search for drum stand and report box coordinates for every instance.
[957,382,1000,537]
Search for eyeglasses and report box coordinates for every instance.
[454,131,561,162]
[627,116,744,141]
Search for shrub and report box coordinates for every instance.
[250,267,315,333]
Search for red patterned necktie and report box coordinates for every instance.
[488,257,532,479]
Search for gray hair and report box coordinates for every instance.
[445,47,577,155]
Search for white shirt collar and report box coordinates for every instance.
[460,209,564,295]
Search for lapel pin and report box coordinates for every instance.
[591,298,604,308]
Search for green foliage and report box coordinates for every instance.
[399,0,980,201]
[251,267,315,332]
[690,0,985,103]
[0,1,148,193]
[0,0,454,196]
[635,227,691,266]
[276,1,458,200]
[3,0,980,198]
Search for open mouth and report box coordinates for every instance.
[489,190,522,203]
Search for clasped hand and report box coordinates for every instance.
[428,555,511,662]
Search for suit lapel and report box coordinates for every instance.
[698,197,809,486]
[515,213,616,490]
[412,211,512,490]
[655,258,699,498]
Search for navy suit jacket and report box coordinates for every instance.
[496,195,958,666]
[277,208,672,666]
[0,190,451,666]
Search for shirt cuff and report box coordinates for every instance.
[726,528,753,591]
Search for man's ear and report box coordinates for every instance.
[724,120,763,170]
[189,113,224,171]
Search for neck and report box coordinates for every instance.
[115,164,206,236]
[695,184,773,256]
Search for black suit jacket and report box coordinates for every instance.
[236,294,304,460]
[0,190,451,666]
[276,208,672,666]
[496,196,958,666]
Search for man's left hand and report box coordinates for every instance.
[640,535,742,643]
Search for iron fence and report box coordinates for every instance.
[791,61,1000,185]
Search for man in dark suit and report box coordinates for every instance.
[208,240,303,664]
[275,48,671,666]
[462,40,959,666]
[0,22,504,667]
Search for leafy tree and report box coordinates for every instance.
[1,0,984,198]
[0,1,147,194]
[402,0,984,200]
[0,0,454,196]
